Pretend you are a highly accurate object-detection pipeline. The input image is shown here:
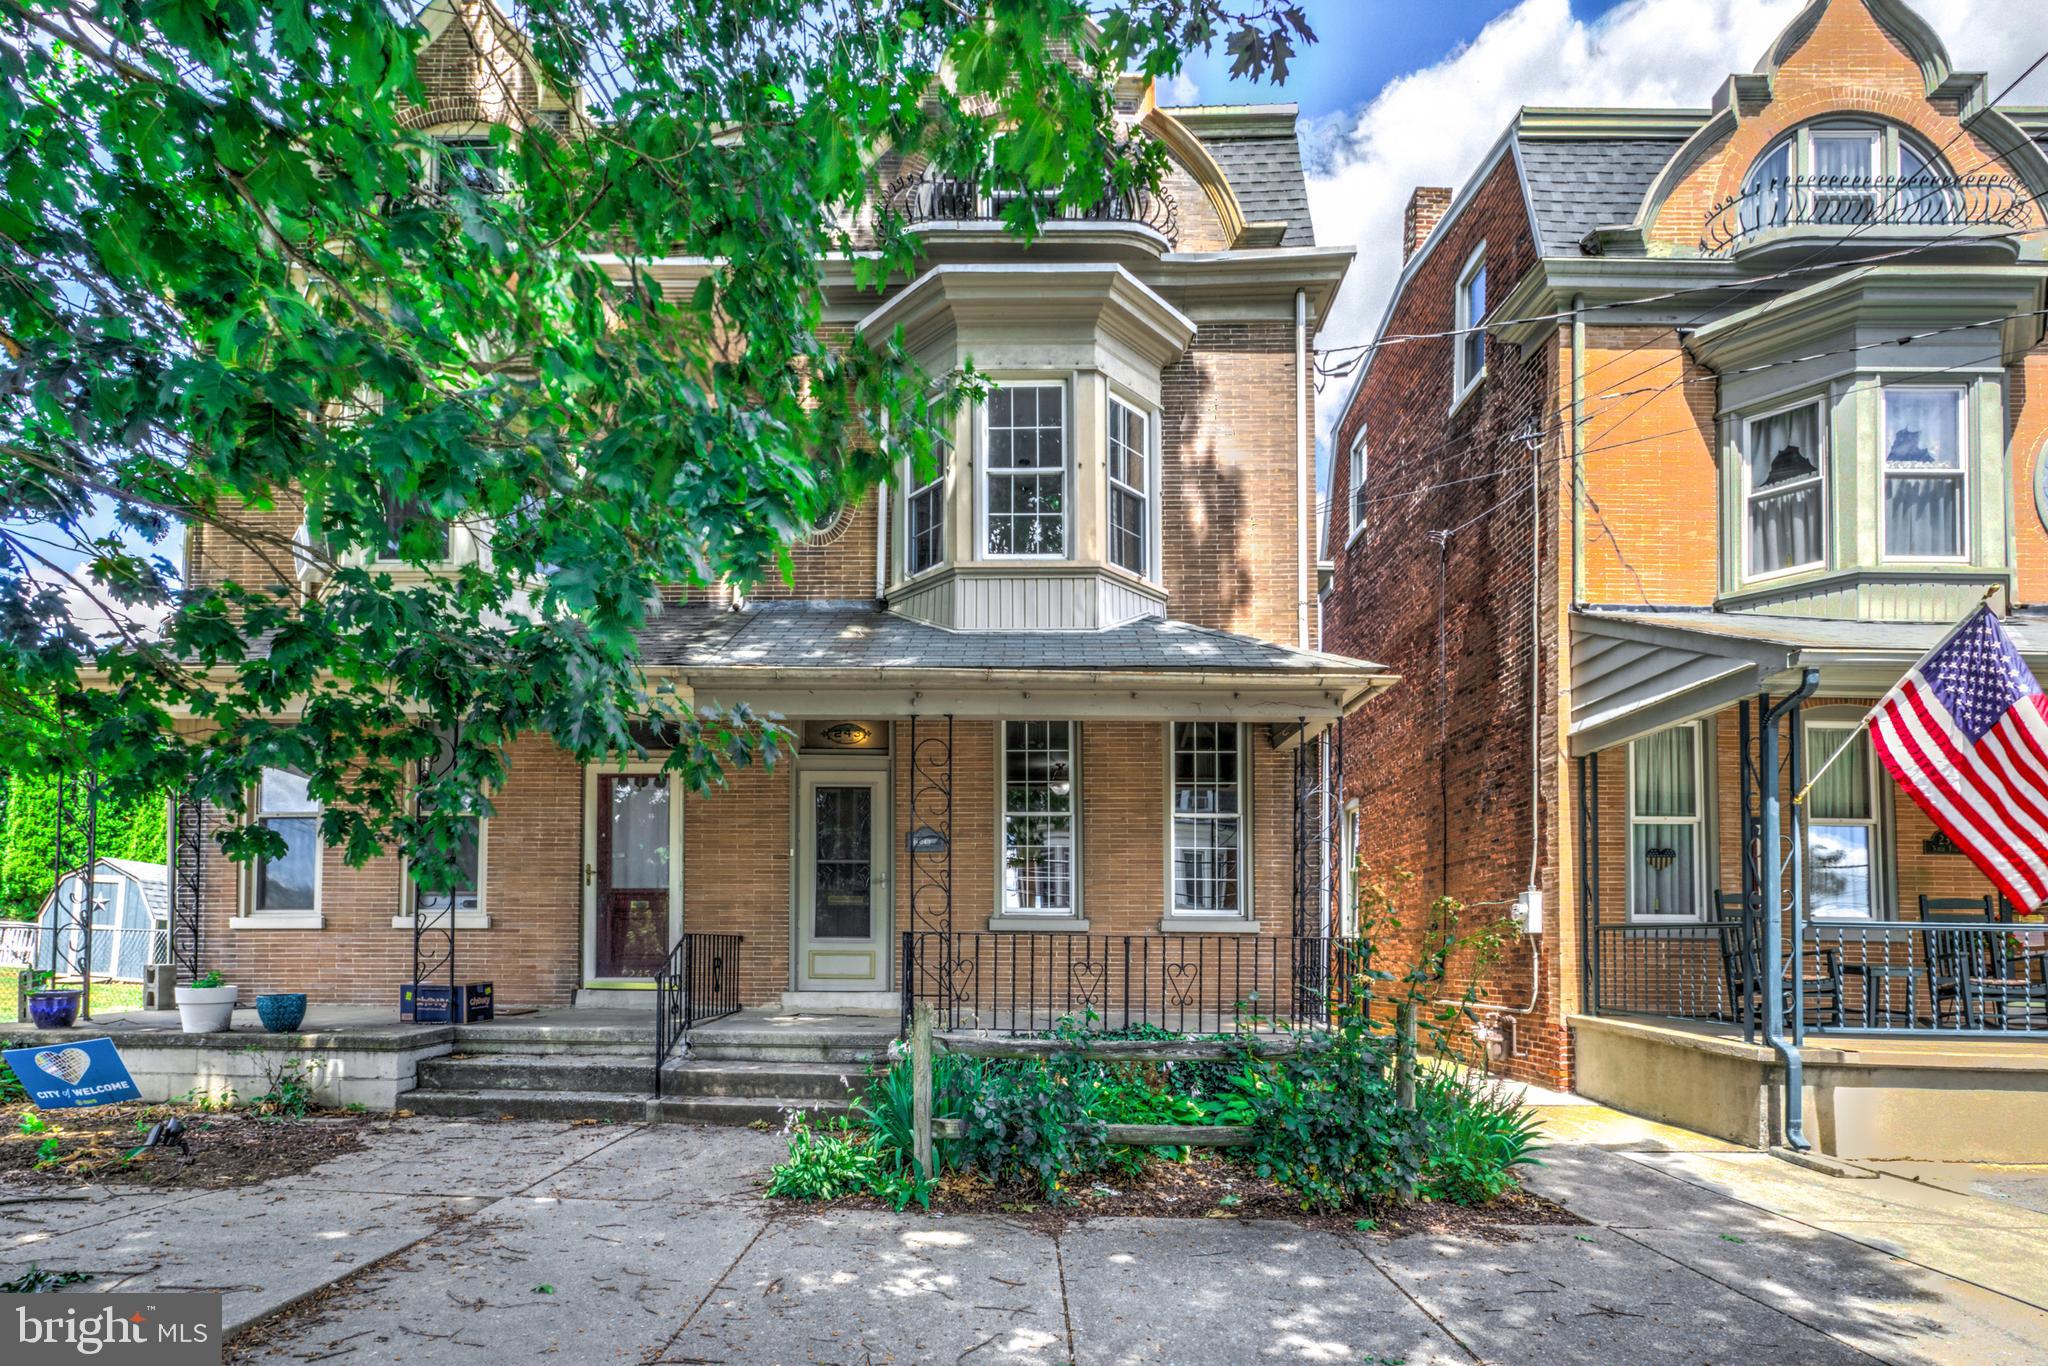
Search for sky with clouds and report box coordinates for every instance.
[1173,0,2048,460]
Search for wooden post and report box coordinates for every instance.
[911,1002,935,1181]
[1394,1001,1417,1110]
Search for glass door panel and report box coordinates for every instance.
[597,774,670,978]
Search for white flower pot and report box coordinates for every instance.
[174,984,239,1033]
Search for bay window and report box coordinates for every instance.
[1805,724,1880,920]
[1628,724,1704,922]
[1107,397,1150,576]
[983,383,1067,558]
[1001,721,1076,916]
[1170,722,1244,917]
[1744,400,1825,577]
[1883,387,1967,560]
[905,439,947,577]
[254,768,320,914]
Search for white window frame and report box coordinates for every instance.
[979,380,1070,562]
[1803,720,1884,923]
[1163,722,1251,924]
[995,720,1082,923]
[1339,801,1361,937]
[240,766,324,928]
[1626,723,1707,925]
[1879,384,1970,565]
[1740,396,1829,583]
[1106,393,1154,579]
[1452,243,1488,406]
[902,437,948,580]
[1346,426,1369,547]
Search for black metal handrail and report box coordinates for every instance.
[900,931,1366,1036]
[1589,921,1758,1034]
[881,173,1179,244]
[1700,172,2027,253]
[653,932,743,1095]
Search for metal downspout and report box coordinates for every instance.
[1761,668,1820,1151]
[1570,294,1587,606]
[1295,288,1311,649]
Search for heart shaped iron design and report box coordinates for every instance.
[1068,958,1105,1007]
[1163,961,1199,1009]
[34,1047,91,1086]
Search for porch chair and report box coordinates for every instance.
[1920,894,2048,1031]
[1713,890,1843,1028]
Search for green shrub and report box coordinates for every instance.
[854,1050,981,1179]
[1227,1030,1432,1213]
[1087,1063,1207,1174]
[765,1114,877,1202]
[957,1058,1103,1203]
[1415,1070,1544,1206]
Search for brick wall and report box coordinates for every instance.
[1324,152,1570,1086]
[1161,320,1311,644]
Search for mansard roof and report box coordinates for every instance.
[1514,116,1702,257]
[1161,104,1316,247]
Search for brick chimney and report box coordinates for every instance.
[1403,187,1454,262]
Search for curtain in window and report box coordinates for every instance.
[1741,142,1792,232]
[1806,728,1876,918]
[1631,728,1699,919]
[1884,389,1963,558]
[1811,132,1878,223]
[1747,405,1822,575]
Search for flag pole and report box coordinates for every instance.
[1789,584,2004,809]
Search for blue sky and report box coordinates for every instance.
[1172,0,1635,118]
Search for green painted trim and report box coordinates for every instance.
[1516,108,1708,140]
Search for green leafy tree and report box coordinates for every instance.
[0,0,1311,883]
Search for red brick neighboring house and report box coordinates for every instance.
[171,1,1389,1030]
[1323,0,2048,1149]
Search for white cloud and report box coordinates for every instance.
[1160,71,1201,106]
[53,577,170,644]
[1306,0,2048,454]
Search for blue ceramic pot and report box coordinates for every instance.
[255,993,307,1033]
[27,989,81,1030]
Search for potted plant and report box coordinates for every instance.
[25,971,82,1030]
[255,993,307,1033]
[174,970,238,1033]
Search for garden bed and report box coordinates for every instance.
[0,1100,371,1188]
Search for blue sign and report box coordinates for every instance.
[2,1037,142,1110]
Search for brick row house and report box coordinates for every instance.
[1323,0,2048,1157]
[174,1,1387,1037]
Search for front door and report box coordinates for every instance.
[797,771,888,990]
[595,773,672,978]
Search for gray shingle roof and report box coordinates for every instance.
[1161,106,1315,247]
[636,601,1385,677]
[1516,137,1685,256]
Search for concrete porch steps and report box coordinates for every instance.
[416,1052,862,1102]
[405,1087,849,1126]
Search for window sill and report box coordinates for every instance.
[391,913,492,931]
[1158,917,1261,935]
[1448,371,1485,417]
[1345,521,1368,550]
[986,915,1091,933]
[231,913,324,931]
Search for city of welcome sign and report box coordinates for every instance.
[2,1037,142,1109]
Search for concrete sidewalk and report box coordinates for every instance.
[0,1106,2044,1363]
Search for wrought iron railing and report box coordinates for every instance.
[900,931,1366,1036]
[1589,917,2048,1040]
[653,933,743,1095]
[881,174,1179,244]
[1700,172,2027,254]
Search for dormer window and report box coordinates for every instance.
[1883,387,1967,560]
[1743,400,1825,578]
[982,382,1068,558]
[434,136,502,194]
[1453,244,1487,403]
[1738,122,1949,232]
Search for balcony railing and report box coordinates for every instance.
[1700,173,2027,254]
[881,174,1179,246]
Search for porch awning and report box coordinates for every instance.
[1569,606,2048,755]
[638,600,1395,729]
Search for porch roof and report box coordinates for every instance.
[637,600,1394,725]
[1569,606,2048,754]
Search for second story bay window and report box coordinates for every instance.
[1883,387,1967,561]
[905,439,947,578]
[1107,397,1149,576]
[983,383,1067,558]
[1744,400,1825,578]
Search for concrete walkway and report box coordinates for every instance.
[2,1106,2046,1364]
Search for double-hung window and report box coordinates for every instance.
[1744,400,1825,577]
[1628,725,1704,921]
[1347,428,1369,545]
[1809,128,1881,223]
[254,768,320,914]
[380,491,452,564]
[984,384,1067,558]
[905,439,947,578]
[1107,397,1150,576]
[1882,387,1967,560]
[1001,721,1076,916]
[1454,246,1487,399]
[434,136,502,194]
[1805,724,1879,920]
[1339,802,1361,936]
[1171,722,1243,917]
[412,730,483,921]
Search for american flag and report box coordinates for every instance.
[1869,605,2048,913]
